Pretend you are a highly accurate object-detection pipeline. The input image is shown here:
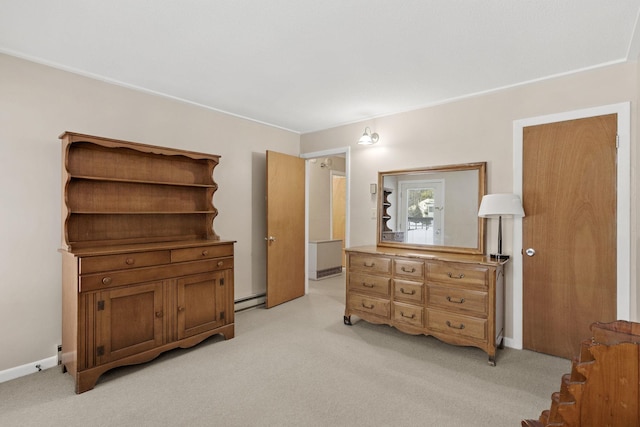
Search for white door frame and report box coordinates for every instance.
[301,147,351,292]
[510,102,631,350]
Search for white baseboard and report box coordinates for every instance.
[0,356,58,384]
[234,294,266,311]
[503,337,521,350]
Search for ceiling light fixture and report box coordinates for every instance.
[358,127,379,145]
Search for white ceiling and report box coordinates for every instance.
[1,0,639,133]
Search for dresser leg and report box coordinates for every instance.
[488,355,496,366]
[343,315,352,325]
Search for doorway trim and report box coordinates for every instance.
[510,102,631,350]
[301,147,351,292]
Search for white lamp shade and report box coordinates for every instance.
[358,134,373,145]
[478,194,525,218]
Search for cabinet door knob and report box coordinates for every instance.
[102,277,112,285]
[217,261,224,267]
[177,306,185,312]
[125,258,135,265]
[155,311,163,318]
[201,250,209,256]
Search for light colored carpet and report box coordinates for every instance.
[0,273,569,426]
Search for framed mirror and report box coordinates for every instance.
[377,162,486,254]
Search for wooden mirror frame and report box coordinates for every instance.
[377,162,486,255]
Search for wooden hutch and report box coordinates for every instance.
[59,132,234,393]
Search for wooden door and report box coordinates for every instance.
[522,114,617,359]
[331,174,346,266]
[266,151,305,308]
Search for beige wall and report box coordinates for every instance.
[301,61,640,342]
[0,54,300,372]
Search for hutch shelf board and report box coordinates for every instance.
[59,132,235,393]
[344,245,506,365]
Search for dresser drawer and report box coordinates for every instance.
[171,244,234,263]
[393,302,424,328]
[427,284,487,316]
[80,250,171,274]
[427,262,488,289]
[348,295,390,319]
[79,259,219,292]
[348,272,390,297]
[393,279,424,304]
[427,309,487,341]
[393,258,425,280]
[348,253,391,275]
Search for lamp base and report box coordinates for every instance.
[489,253,510,261]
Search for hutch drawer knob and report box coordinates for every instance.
[217,261,224,267]
[102,277,112,285]
[201,250,209,256]
[125,258,135,265]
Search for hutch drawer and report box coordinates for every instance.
[80,250,171,274]
[171,244,234,263]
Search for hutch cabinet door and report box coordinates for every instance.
[95,281,164,365]
[177,271,228,340]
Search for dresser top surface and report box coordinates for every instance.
[346,245,507,266]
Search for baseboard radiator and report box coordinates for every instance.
[309,239,343,280]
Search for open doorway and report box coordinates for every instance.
[302,148,350,289]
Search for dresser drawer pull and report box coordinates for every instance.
[202,250,209,256]
[101,277,112,285]
[125,258,135,265]
[401,266,416,273]
[446,296,465,304]
[363,262,375,268]
[446,320,465,330]
[361,302,375,310]
[400,288,416,295]
[447,272,465,279]
[400,312,416,319]
[361,282,375,288]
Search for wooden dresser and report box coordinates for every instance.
[59,132,235,393]
[344,245,505,365]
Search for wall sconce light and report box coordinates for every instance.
[370,183,377,194]
[320,158,333,169]
[358,127,379,145]
[478,193,525,261]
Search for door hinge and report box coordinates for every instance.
[220,311,225,320]
[96,346,104,357]
[220,278,224,286]
[97,300,105,311]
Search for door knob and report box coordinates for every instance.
[525,248,536,257]
[265,236,276,242]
